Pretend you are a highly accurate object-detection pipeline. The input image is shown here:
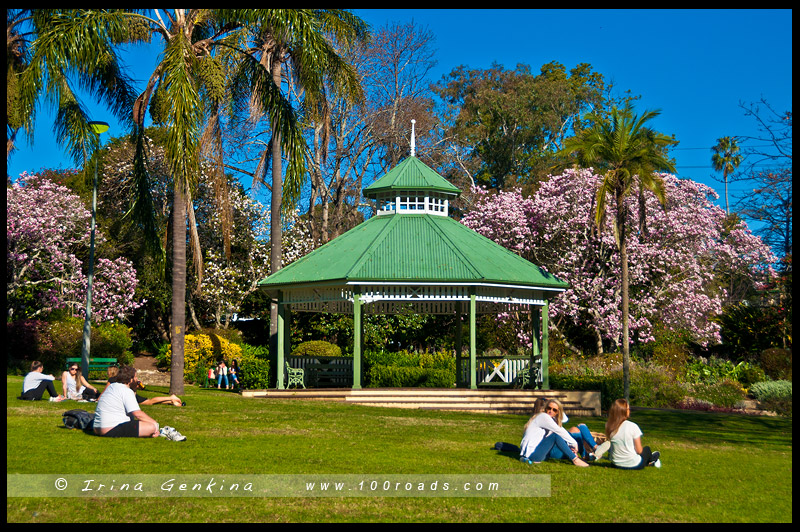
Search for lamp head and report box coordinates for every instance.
[89,121,109,135]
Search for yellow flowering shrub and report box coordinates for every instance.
[162,333,243,380]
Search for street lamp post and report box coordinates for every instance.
[80,121,109,377]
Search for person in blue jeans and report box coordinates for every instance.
[216,360,229,389]
[550,423,600,461]
[519,398,589,467]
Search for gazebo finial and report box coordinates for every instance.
[410,119,416,157]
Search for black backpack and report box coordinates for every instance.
[62,409,94,430]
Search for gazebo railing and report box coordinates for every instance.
[458,356,541,387]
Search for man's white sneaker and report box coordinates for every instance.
[160,426,186,441]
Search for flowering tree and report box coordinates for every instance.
[7,173,143,321]
[193,181,317,328]
[462,169,777,352]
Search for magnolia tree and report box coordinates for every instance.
[7,173,143,321]
[462,168,777,352]
[195,182,317,328]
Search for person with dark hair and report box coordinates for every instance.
[602,398,661,469]
[229,359,240,390]
[62,363,99,401]
[93,366,185,440]
[103,365,184,406]
[20,361,64,401]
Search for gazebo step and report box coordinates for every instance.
[243,388,601,416]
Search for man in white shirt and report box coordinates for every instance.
[20,361,64,401]
[93,366,160,438]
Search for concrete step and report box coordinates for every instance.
[243,388,601,416]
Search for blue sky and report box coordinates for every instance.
[7,9,792,211]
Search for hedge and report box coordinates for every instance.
[366,365,455,388]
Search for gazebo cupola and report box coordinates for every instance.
[365,120,460,217]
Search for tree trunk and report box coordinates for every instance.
[618,208,630,402]
[170,180,187,395]
[268,60,284,371]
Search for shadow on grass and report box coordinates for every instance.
[628,408,792,449]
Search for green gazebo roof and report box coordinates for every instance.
[260,155,567,291]
[259,213,566,288]
[363,156,461,198]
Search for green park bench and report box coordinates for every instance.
[65,357,117,374]
[285,362,306,389]
[516,360,542,389]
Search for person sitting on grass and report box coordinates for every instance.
[93,366,161,438]
[93,365,187,440]
[557,409,603,461]
[104,366,184,407]
[601,398,661,469]
[519,398,589,467]
[19,361,64,402]
[61,363,99,401]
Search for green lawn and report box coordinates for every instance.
[6,375,792,522]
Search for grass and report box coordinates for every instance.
[6,375,792,522]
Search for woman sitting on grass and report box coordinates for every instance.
[601,398,661,469]
[61,363,99,401]
[519,398,589,467]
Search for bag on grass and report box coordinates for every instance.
[494,441,520,453]
[62,409,94,430]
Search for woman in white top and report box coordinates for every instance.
[62,363,99,401]
[604,398,660,469]
[519,399,589,467]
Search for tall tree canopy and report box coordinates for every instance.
[559,103,678,400]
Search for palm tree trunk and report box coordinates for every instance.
[170,180,187,395]
[268,60,284,374]
[619,223,630,403]
[615,191,631,402]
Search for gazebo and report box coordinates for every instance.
[259,128,568,390]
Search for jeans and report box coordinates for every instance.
[527,433,578,462]
[613,446,653,470]
[20,380,58,401]
[217,374,228,387]
[549,424,598,460]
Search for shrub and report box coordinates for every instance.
[90,321,134,365]
[690,379,748,408]
[291,340,342,358]
[549,373,623,411]
[627,364,687,408]
[200,327,244,345]
[760,348,792,380]
[750,380,792,402]
[551,363,686,410]
[682,356,766,387]
[238,358,271,390]
[158,333,243,383]
[366,365,454,388]
[7,316,134,371]
[7,319,51,371]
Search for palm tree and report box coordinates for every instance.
[560,104,677,401]
[128,9,366,393]
[124,9,318,395]
[234,10,368,357]
[9,9,137,163]
[711,136,742,215]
